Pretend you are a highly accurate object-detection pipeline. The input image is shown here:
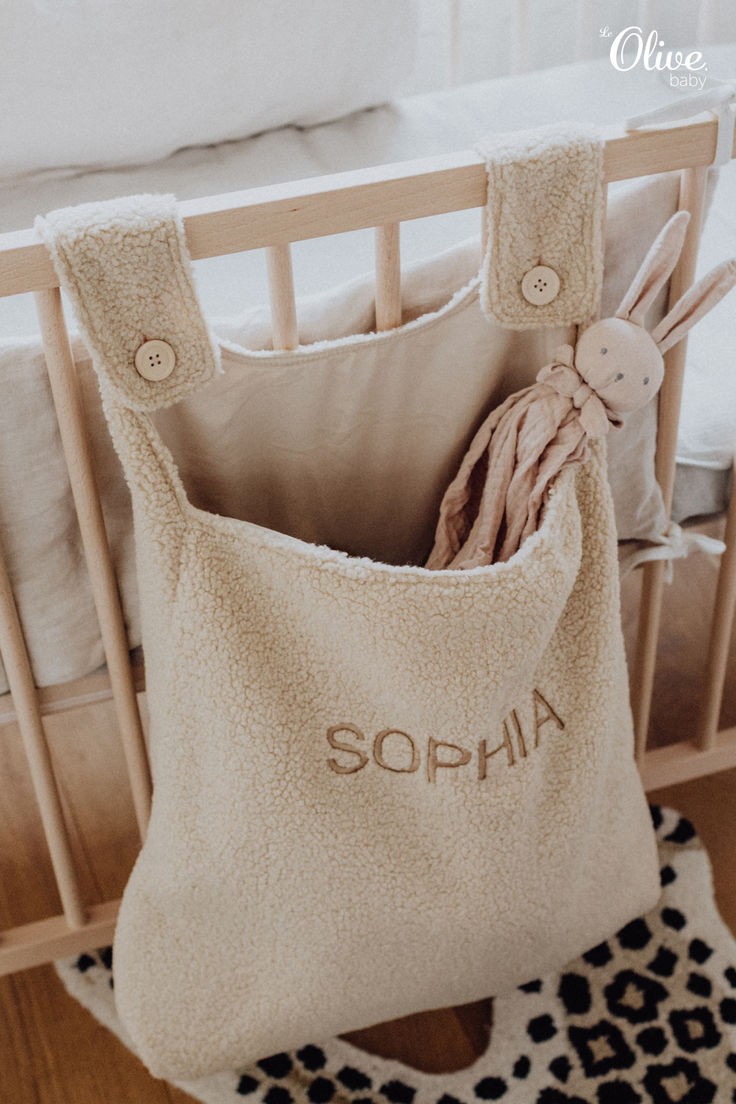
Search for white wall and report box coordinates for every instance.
[407,0,736,94]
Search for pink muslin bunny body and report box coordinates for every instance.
[427,211,736,570]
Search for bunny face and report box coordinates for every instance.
[537,213,734,441]
[575,317,664,416]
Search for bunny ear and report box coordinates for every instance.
[615,211,690,325]
[651,258,736,354]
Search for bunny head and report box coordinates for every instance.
[572,210,736,431]
[575,316,664,417]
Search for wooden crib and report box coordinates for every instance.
[0,111,734,986]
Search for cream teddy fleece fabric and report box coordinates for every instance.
[37,195,659,1081]
[55,806,736,1104]
[37,194,220,411]
[478,122,605,328]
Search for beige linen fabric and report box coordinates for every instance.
[478,122,605,328]
[37,196,659,1080]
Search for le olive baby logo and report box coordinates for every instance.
[600,25,708,90]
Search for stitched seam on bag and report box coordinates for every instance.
[217,276,483,367]
[161,220,215,396]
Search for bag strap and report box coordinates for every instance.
[476,122,605,330]
[36,193,224,560]
[36,193,220,413]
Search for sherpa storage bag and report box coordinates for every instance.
[37,195,660,1081]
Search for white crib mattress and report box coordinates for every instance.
[1,46,735,520]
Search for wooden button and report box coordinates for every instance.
[134,340,176,381]
[521,265,560,306]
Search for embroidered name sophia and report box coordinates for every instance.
[326,689,564,782]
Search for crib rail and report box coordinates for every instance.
[0,113,734,974]
[1,118,734,299]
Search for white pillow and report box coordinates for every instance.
[1,0,417,180]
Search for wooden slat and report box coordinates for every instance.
[480,204,488,258]
[34,289,152,838]
[641,726,736,792]
[697,457,736,748]
[652,167,709,513]
[0,665,145,727]
[374,222,402,331]
[0,544,85,929]
[2,119,735,298]
[631,165,709,762]
[266,243,298,350]
[0,696,141,976]
[0,900,118,977]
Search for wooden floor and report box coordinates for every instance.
[0,520,734,1102]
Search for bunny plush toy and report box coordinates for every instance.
[427,211,736,570]
[549,210,736,437]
